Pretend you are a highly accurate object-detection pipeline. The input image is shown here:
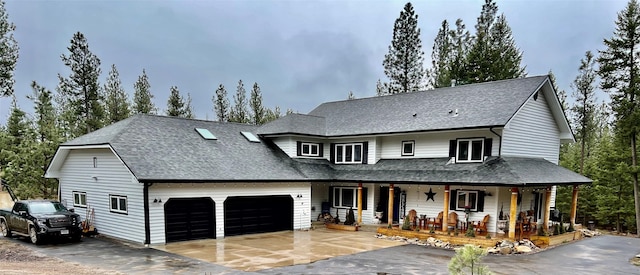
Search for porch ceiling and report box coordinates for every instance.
[292,157,592,186]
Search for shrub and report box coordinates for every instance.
[448,244,493,275]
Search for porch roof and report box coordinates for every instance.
[292,157,592,186]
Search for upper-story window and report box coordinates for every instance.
[456,138,485,163]
[297,141,323,157]
[335,143,362,164]
[401,140,415,156]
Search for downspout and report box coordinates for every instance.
[490,127,502,157]
[143,182,152,246]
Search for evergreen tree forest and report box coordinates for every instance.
[0,0,640,236]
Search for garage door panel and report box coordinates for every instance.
[164,198,215,242]
[224,195,293,236]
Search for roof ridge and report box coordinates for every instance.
[314,75,548,107]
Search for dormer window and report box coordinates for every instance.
[449,138,492,163]
[335,143,362,164]
[401,140,415,156]
[297,141,323,157]
[457,138,484,162]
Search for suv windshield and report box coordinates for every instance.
[28,202,68,214]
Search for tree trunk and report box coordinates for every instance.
[631,134,640,236]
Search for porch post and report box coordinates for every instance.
[508,187,518,239]
[388,183,394,226]
[543,186,552,233]
[443,185,450,233]
[570,184,579,229]
[357,183,363,224]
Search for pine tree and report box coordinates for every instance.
[549,70,568,111]
[184,93,194,119]
[0,0,18,98]
[229,80,249,123]
[249,82,265,125]
[382,2,425,94]
[571,51,598,175]
[26,81,61,198]
[466,0,524,83]
[449,19,471,85]
[133,69,156,114]
[103,64,131,124]
[430,20,453,88]
[263,106,282,124]
[57,32,104,137]
[166,86,186,117]
[597,0,640,235]
[213,84,230,122]
[5,96,27,147]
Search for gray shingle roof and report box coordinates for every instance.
[258,76,548,136]
[63,115,309,182]
[290,157,591,186]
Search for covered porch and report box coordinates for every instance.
[306,157,591,241]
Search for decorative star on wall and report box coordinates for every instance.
[425,188,436,202]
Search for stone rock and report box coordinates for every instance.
[516,245,532,253]
[499,247,513,255]
[426,237,437,245]
[636,254,640,258]
[499,240,514,248]
[487,247,500,254]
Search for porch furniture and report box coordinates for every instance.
[419,217,428,230]
[407,209,418,229]
[519,212,533,232]
[447,212,458,231]
[426,211,443,230]
[473,214,490,233]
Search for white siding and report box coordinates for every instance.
[502,92,561,164]
[148,182,310,244]
[379,130,499,159]
[271,137,296,157]
[58,149,144,243]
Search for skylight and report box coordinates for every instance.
[195,128,217,140]
[241,131,260,143]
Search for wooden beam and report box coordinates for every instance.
[443,185,450,233]
[509,187,518,240]
[543,186,552,234]
[570,184,579,228]
[388,183,394,226]
[357,183,363,224]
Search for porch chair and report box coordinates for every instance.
[519,211,532,232]
[427,211,443,230]
[447,212,459,231]
[473,214,490,233]
[407,209,418,229]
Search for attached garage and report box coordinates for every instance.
[164,198,215,242]
[224,195,293,236]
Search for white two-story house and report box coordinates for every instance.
[45,75,591,245]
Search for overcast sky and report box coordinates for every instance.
[0,0,628,124]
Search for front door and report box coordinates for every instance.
[378,186,400,223]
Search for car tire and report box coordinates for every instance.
[71,233,82,242]
[29,226,42,245]
[0,220,11,237]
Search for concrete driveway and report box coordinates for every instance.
[153,228,403,272]
[7,231,640,274]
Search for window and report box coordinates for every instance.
[331,187,367,209]
[334,143,363,164]
[401,140,415,156]
[241,131,261,143]
[195,128,217,140]
[109,195,127,214]
[73,192,87,208]
[450,190,484,212]
[457,138,484,162]
[301,142,320,157]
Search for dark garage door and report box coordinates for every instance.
[165,198,215,242]
[224,195,293,236]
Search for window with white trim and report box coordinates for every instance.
[73,192,87,208]
[401,140,415,156]
[335,143,363,164]
[332,187,358,208]
[457,138,484,162]
[455,190,478,211]
[109,195,127,214]
[301,142,320,157]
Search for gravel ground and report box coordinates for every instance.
[0,237,119,275]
